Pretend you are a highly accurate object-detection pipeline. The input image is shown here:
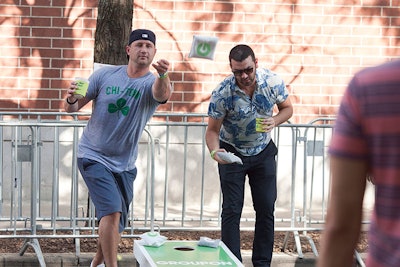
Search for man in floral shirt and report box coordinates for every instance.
[206,44,293,267]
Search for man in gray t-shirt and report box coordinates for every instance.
[64,29,172,267]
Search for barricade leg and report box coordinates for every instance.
[293,231,304,258]
[75,229,81,256]
[19,238,46,267]
[282,231,304,258]
[303,231,318,256]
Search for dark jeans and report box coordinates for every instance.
[218,141,278,267]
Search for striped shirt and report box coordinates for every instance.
[329,59,400,267]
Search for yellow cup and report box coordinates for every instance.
[74,77,89,99]
[256,116,270,132]
[255,117,265,132]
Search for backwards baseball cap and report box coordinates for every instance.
[128,29,156,46]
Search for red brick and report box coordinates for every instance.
[29,68,61,79]
[172,102,202,113]
[29,17,52,27]
[173,82,199,92]
[51,59,81,68]
[33,88,60,99]
[174,1,205,11]
[20,37,52,48]
[183,92,211,102]
[37,48,62,58]
[0,77,20,90]
[20,99,50,109]
[169,92,183,102]
[33,27,62,38]
[0,100,19,109]
[32,7,62,17]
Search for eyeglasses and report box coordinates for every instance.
[232,67,254,76]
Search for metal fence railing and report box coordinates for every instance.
[0,112,372,266]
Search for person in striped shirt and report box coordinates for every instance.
[318,59,400,267]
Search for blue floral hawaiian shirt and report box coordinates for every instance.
[208,68,288,156]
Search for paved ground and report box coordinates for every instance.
[0,251,319,267]
[0,243,370,267]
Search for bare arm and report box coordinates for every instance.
[273,97,293,125]
[152,59,172,103]
[317,156,367,267]
[262,97,293,132]
[63,81,90,113]
[205,117,227,163]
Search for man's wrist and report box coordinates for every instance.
[158,72,168,79]
[66,97,78,105]
[210,150,217,159]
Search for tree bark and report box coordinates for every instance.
[94,0,133,65]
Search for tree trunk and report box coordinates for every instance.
[94,0,133,65]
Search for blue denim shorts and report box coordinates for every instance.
[77,158,137,233]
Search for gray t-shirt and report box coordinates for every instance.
[78,65,158,172]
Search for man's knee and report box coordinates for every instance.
[100,212,121,225]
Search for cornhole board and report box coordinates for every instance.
[134,240,244,267]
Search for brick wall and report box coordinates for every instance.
[1,0,399,123]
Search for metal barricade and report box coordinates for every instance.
[0,112,370,266]
[279,121,334,258]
